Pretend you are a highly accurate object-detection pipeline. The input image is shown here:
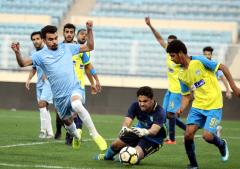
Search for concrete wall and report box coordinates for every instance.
[0,82,239,120]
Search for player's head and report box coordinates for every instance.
[30,31,43,51]
[77,28,87,44]
[137,86,154,112]
[41,25,58,50]
[167,35,177,44]
[166,39,187,64]
[203,46,214,60]
[63,23,76,43]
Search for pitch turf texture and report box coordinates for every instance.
[0,109,239,169]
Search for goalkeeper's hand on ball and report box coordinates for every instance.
[131,127,149,137]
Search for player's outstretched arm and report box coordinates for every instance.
[220,76,232,99]
[25,68,36,90]
[80,20,94,52]
[219,64,240,97]
[145,16,167,49]
[11,42,33,67]
[84,63,97,94]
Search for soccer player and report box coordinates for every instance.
[145,16,186,144]
[96,86,166,164]
[54,23,84,145]
[11,22,107,151]
[25,31,54,139]
[167,40,240,169]
[76,28,101,94]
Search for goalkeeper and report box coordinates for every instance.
[96,86,166,163]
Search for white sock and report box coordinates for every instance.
[39,107,48,132]
[46,110,53,136]
[71,100,99,137]
[65,122,79,139]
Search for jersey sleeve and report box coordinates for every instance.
[153,106,165,127]
[180,80,190,95]
[192,56,220,73]
[66,44,81,55]
[125,103,137,119]
[81,52,90,65]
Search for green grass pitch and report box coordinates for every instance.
[0,109,239,169]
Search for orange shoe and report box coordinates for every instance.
[165,140,176,145]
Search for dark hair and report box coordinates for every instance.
[137,86,154,99]
[203,46,214,54]
[30,31,42,40]
[41,25,57,39]
[167,35,177,40]
[77,28,86,35]
[63,23,76,32]
[166,39,187,54]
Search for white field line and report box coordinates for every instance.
[0,162,93,169]
[1,135,240,149]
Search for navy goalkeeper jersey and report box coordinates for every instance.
[126,102,166,144]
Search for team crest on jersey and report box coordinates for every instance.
[150,116,153,122]
[196,70,201,75]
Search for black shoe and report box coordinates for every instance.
[54,132,61,140]
[186,164,199,169]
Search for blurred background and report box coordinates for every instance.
[0,0,239,118]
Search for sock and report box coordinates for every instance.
[105,146,119,160]
[169,117,176,141]
[56,113,62,134]
[185,139,198,167]
[205,134,225,155]
[64,122,79,139]
[71,100,99,137]
[74,115,83,129]
[46,110,53,135]
[39,107,48,132]
[176,118,186,130]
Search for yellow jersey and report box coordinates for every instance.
[72,52,90,89]
[179,56,223,110]
[166,54,181,93]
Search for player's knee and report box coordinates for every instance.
[111,139,125,151]
[38,101,47,108]
[167,112,175,119]
[71,99,83,112]
[63,116,73,126]
[184,131,194,140]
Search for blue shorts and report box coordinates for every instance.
[36,80,53,104]
[162,90,181,113]
[54,88,85,119]
[186,107,222,134]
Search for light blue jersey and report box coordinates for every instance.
[31,43,85,118]
[32,43,83,99]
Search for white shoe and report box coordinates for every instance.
[217,126,223,137]
[39,131,46,139]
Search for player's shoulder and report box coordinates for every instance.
[154,103,165,114]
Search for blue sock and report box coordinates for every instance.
[185,139,198,167]
[176,118,186,130]
[105,146,118,160]
[205,134,224,148]
[74,115,83,129]
[169,117,176,141]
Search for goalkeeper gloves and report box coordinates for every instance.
[131,127,149,137]
[119,126,133,137]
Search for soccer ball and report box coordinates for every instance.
[119,146,139,165]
